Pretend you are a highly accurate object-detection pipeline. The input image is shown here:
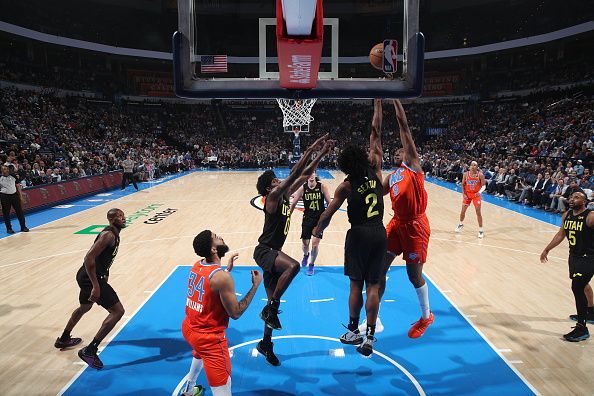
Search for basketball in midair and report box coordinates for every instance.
[369,43,384,70]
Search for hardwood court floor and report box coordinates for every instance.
[0,171,591,395]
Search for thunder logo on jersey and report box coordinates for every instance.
[390,168,405,196]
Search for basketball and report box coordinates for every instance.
[369,43,384,70]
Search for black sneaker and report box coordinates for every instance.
[569,313,594,324]
[54,336,82,349]
[356,336,376,357]
[256,340,280,366]
[563,323,590,342]
[339,325,363,345]
[6,229,14,234]
[260,305,282,330]
[21,227,29,232]
[78,346,104,369]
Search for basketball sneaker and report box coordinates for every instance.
[179,382,204,396]
[78,346,104,370]
[339,325,363,345]
[569,313,594,324]
[301,254,309,267]
[358,317,384,334]
[478,231,484,239]
[408,312,435,339]
[455,224,464,233]
[54,336,82,349]
[563,323,590,342]
[256,340,280,366]
[306,264,315,276]
[356,336,376,357]
[260,305,282,330]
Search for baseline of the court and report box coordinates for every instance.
[62,266,535,396]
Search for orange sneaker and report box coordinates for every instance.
[408,312,435,338]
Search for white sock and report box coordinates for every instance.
[308,246,319,265]
[211,376,232,396]
[458,222,463,226]
[479,227,483,232]
[415,283,430,319]
[186,357,203,389]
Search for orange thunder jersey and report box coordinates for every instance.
[388,163,428,220]
[184,260,229,333]
[463,171,482,196]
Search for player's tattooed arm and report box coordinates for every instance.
[214,270,262,320]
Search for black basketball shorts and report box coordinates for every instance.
[76,267,120,309]
[344,224,388,284]
[253,244,281,290]
[301,216,322,240]
[568,255,594,280]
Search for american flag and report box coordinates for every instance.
[200,55,228,73]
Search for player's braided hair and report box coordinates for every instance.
[338,145,369,178]
[193,230,213,258]
[257,170,276,196]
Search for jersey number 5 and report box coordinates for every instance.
[568,230,576,246]
[365,193,380,218]
[188,272,205,301]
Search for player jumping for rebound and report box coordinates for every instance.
[289,170,331,276]
[455,160,486,238]
[383,100,434,339]
[312,99,386,356]
[254,134,333,365]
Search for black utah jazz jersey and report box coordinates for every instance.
[258,195,291,250]
[302,181,325,220]
[564,209,594,257]
[346,167,384,227]
[80,226,120,278]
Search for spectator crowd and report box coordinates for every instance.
[1,86,593,214]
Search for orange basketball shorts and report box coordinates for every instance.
[386,214,430,265]
[462,192,482,207]
[182,321,231,387]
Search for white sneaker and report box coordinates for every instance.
[358,317,384,334]
[455,224,464,233]
[478,231,484,239]
[339,327,363,345]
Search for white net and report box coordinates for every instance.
[276,98,317,130]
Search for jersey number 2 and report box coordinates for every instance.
[188,272,205,301]
[365,193,380,218]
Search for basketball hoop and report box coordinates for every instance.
[276,98,316,132]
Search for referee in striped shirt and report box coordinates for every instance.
[0,165,28,234]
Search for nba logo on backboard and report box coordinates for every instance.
[383,39,398,74]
